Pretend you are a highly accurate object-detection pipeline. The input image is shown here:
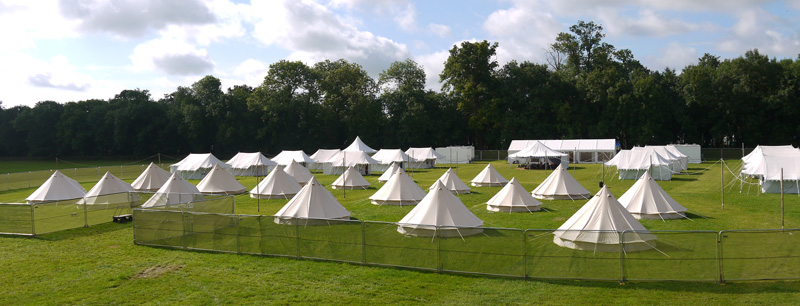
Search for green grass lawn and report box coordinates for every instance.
[1,160,800,305]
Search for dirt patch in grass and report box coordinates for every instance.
[134,264,183,279]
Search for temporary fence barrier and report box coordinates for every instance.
[0,164,168,192]
[131,206,800,283]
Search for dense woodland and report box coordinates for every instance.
[1,21,799,158]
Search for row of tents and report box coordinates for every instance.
[740,145,800,194]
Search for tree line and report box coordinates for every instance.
[1,21,799,158]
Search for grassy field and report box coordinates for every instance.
[1,160,799,305]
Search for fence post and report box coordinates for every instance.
[29,203,35,236]
[717,231,725,284]
[522,230,528,280]
[236,216,241,254]
[436,226,442,272]
[361,221,367,265]
[121,165,124,180]
[619,231,626,285]
[295,219,301,259]
[83,201,88,228]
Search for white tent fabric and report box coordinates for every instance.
[141,173,204,208]
[508,139,616,163]
[759,155,800,194]
[617,171,688,219]
[343,136,377,154]
[331,166,371,190]
[405,147,443,169]
[741,145,800,178]
[322,150,379,175]
[271,150,315,166]
[80,172,138,205]
[663,145,690,170]
[378,163,402,183]
[553,186,656,252]
[605,149,673,181]
[431,168,470,194]
[26,170,87,203]
[470,164,509,187]
[531,164,591,200]
[170,153,228,180]
[274,176,351,224]
[507,141,570,167]
[196,164,246,195]
[434,146,474,164]
[309,149,341,170]
[370,169,426,206]
[486,177,542,212]
[226,152,277,176]
[371,149,413,172]
[283,160,314,186]
[250,167,302,200]
[397,180,483,237]
[131,162,171,192]
[635,146,685,172]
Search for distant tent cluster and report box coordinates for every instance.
[605,145,689,181]
[740,145,800,194]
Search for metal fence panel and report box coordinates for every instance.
[440,227,525,277]
[525,229,621,281]
[363,221,438,270]
[296,218,363,263]
[133,209,185,247]
[32,199,86,234]
[182,212,239,252]
[0,204,33,235]
[622,231,719,282]
[720,229,800,281]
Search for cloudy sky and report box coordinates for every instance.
[2,0,799,107]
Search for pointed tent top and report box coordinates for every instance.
[271,150,315,166]
[84,172,134,197]
[275,176,350,220]
[343,136,377,154]
[378,162,403,182]
[508,141,567,158]
[331,166,371,189]
[531,163,590,200]
[432,168,470,194]
[250,167,302,199]
[370,168,426,205]
[141,173,204,208]
[617,170,688,219]
[555,186,650,233]
[196,164,246,195]
[172,153,228,171]
[470,163,508,186]
[132,162,171,191]
[398,179,482,228]
[283,159,314,185]
[486,177,541,211]
[26,170,87,203]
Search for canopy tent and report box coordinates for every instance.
[250,167,302,200]
[431,168,470,194]
[79,172,139,205]
[759,155,800,194]
[196,164,246,195]
[170,153,228,180]
[405,147,444,169]
[553,186,656,252]
[485,177,542,212]
[369,168,426,206]
[283,160,314,186]
[507,141,570,167]
[508,139,616,164]
[271,150,315,166]
[226,152,277,176]
[371,149,413,172]
[141,173,204,208]
[26,170,87,203]
[663,145,690,170]
[331,166,371,190]
[343,136,377,154]
[617,171,688,219]
[397,180,483,237]
[131,162,171,192]
[470,164,508,187]
[531,164,591,200]
[309,149,341,170]
[322,150,379,175]
[605,149,673,181]
[741,145,800,178]
[378,163,402,183]
[274,176,351,225]
[634,146,685,172]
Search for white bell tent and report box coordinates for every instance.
[431,168,471,194]
[196,164,246,195]
[343,136,377,154]
[169,153,228,180]
[485,177,542,212]
[331,166,371,190]
[553,186,657,252]
[226,152,277,176]
[79,172,138,205]
[274,176,351,225]
[397,180,483,238]
[378,162,402,183]
[369,168,426,206]
[249,167,302,200]
[131,162,171,192]
[322,150,378,175]
[470,164,508,187]
[271,150,315,166]
[26,170,87,203]
[617,171,688,219]
[141,173,204,208]
[283,160,314,186]
[531,164,591,200]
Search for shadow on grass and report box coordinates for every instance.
[36,221,131,241]
[670,176,699,182]
[534,278,800,293]
[685,212,712,220]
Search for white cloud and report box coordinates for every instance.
[249,0,410,76]
[716,9,800,57]
[0,1,80,52]
[395,4,417,31]
[597,8,704,37]
[129,38,214,76]
[428,23,451,37]
[643,42,698,71]
[233,59,270,86]
[414,50,449,91]
[483,5,562,64]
